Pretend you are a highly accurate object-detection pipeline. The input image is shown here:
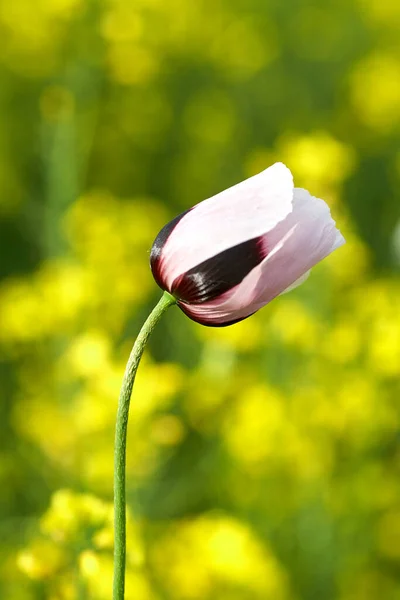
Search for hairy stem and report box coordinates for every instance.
[113,292,176,600]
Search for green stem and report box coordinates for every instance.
[113,291,176,600]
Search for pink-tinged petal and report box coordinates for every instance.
[177,300,254,327]
[177,188,345,326]
[156,162,294,290]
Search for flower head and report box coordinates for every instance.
[150,163,345,326]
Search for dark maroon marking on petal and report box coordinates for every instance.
[171,235,268,304]
[150,208,192,290]
[178,302,256,327]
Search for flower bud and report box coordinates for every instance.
[150,163,345,326]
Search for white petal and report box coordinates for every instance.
[178,188,345,325]
[160,163,294,289]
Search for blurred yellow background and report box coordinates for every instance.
[0,0,399,598]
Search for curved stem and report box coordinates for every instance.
[113,291,176,600]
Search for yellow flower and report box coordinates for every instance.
[152,514,289,599]
[350,52,400,132]
[17,540,65,580]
